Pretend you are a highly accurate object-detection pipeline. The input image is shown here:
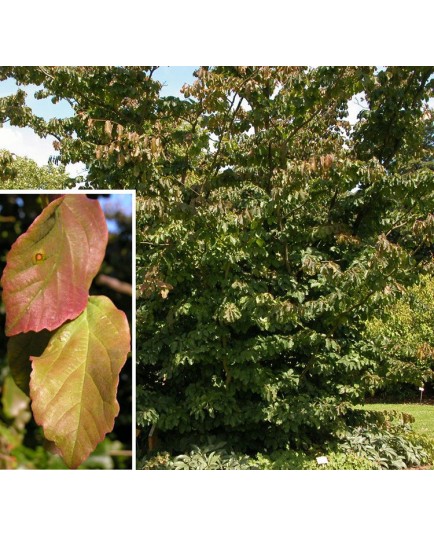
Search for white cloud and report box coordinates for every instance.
[0,125,87,178]
[65,161,88,178]
[347,92,368,125]
[0,125,56,165]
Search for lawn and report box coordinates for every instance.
[361,403,434,438]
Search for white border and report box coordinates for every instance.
[0,189,136,469]
[131,189,137,470]
[1,470,433,534]
[1,2,432,65]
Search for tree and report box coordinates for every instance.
[1,66,433,456]
[136,67,434,453]
[364,274,434,392]
[0,67,163,189]
[0,150,71,189]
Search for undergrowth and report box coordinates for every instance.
[140,411,434,470]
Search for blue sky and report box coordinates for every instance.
[156,66,196,97]
[0,67,197,120]
[99,193,133,233]
[0,80,73,119]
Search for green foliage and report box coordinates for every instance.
[339,422,429,469]
[171,445,252,470]
[364,274,434,388]
[0,150,71,189]
[353,67,434,169]
[140,441,252,470]
[404,431,434,466]
[1,66,434,462]
[0,67,163,189]
[140,413,433,470]
[141,445,379,470]
[248,450,379,470]
[315,452,380,470]
[135,66,434,456]
[247,450,314,470]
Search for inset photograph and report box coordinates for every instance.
[0,192,133,469]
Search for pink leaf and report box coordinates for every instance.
[1,195,108,336]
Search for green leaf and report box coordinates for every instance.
[220,302,242,324]
[7,330,53,395]
[30,296,130,469]
[1,195,108,336]
[1,375,30,421]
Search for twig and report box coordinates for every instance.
[95,274,132,296]
[109,450,133,457]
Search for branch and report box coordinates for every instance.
[95,274,132,296]
[38,66,55,80]
[109,449,133,457]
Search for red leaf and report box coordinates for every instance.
[1,195,108,336]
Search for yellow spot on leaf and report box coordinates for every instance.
[34,252,45,264]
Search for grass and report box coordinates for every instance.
[361,402,434,438]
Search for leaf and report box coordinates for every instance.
[7,330,53,395]
[104,120,113,136]
[220,302,242,324]
[1,195,108,336]
[1,375,30,422]
[29,296,130,469]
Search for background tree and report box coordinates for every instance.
[0,150,70,189]
[364,273,434,396]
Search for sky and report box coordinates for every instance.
[0,66,366,175]
[0,67,197,175]
[99,193,133,233]
[0,192,133,234]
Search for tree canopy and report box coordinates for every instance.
[365,274,434,390]
[0,150,70,189]
[1,66,434,456]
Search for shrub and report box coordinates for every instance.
[339,424,429,469]
[404,431,434,467]
[141,442,252,470]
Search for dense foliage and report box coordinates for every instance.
[140,416,433,470]
[0,150,70,189]
[1,67,433,463]
[365,275,434,391]
[135,67,434,454]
